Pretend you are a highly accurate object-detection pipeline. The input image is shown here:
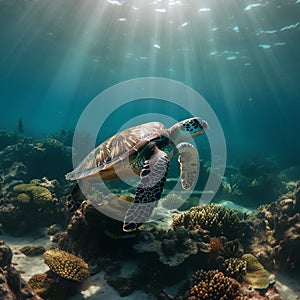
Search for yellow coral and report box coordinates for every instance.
[43,249,90,282]
[13,183,52,206]
[242,253,264,272]
[17,193,31,204]
[28,273,48,294]
[242,254,275,289]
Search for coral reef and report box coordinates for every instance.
[13,183,53,206]
[0,240,42,300]
[219,157,284,206]
[188,270,245,300]
[28,271,79,300]
[242,181,300,271]
[28,249,90,300]
[172,204,241,240]
[19,245,46,257]
[0,135,71,181]
[0,130,18,151]
[0,178,65,234]
[133,226,211,267]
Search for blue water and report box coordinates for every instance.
[0,0,299,164]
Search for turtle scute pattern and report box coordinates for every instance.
[43,249,90,282]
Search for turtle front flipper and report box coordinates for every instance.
[66,181,91,213]
[177,142,199,190]
[123,143,170,232]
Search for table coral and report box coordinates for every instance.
[43,249,90,282]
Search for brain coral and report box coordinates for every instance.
[43,249,90,282]
[172,204,241,240]
[13,183,52,206]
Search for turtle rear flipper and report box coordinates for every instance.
[123,143,170,232]
[177,142,199,190]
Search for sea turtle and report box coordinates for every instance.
[66,117,208,232]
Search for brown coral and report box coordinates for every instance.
[172,204,241,240]
[43,249,90,282]
[189,270,244,300]
[242,253,275,289]
[221,258,246,282]
[28,273,48,295]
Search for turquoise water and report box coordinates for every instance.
[1,3,300,298]
[0,0,299,164]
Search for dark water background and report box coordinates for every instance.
[0,0,299,165]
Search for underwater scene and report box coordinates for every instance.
[0,0,300,299]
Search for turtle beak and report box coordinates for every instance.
[201,120,208,131]
[193,119,208,138]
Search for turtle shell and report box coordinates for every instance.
[66,122,167,180]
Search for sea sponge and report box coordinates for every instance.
[189,270,243,300]
[242,253,275,289]
[13,183,52,206]
[172,204,241,240]
[43,249,90,282]
[221,258,247,282]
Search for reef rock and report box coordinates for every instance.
[133,227,211,267]
[242,181,300,271]
[28,249,90,300]
[0,136,71,181]
[0,178,65,235]
[0,241,42,300]
[19,245,46,257]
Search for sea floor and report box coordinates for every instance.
[2,231,300,300]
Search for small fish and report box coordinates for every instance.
[0,176,3,184]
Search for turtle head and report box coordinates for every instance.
[169,117,208,144]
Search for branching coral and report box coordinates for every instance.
[189,270,244,300]
[43,249,90,282]
[172,204,241,240]
[221,258,246,282]
[28,273,48,295]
